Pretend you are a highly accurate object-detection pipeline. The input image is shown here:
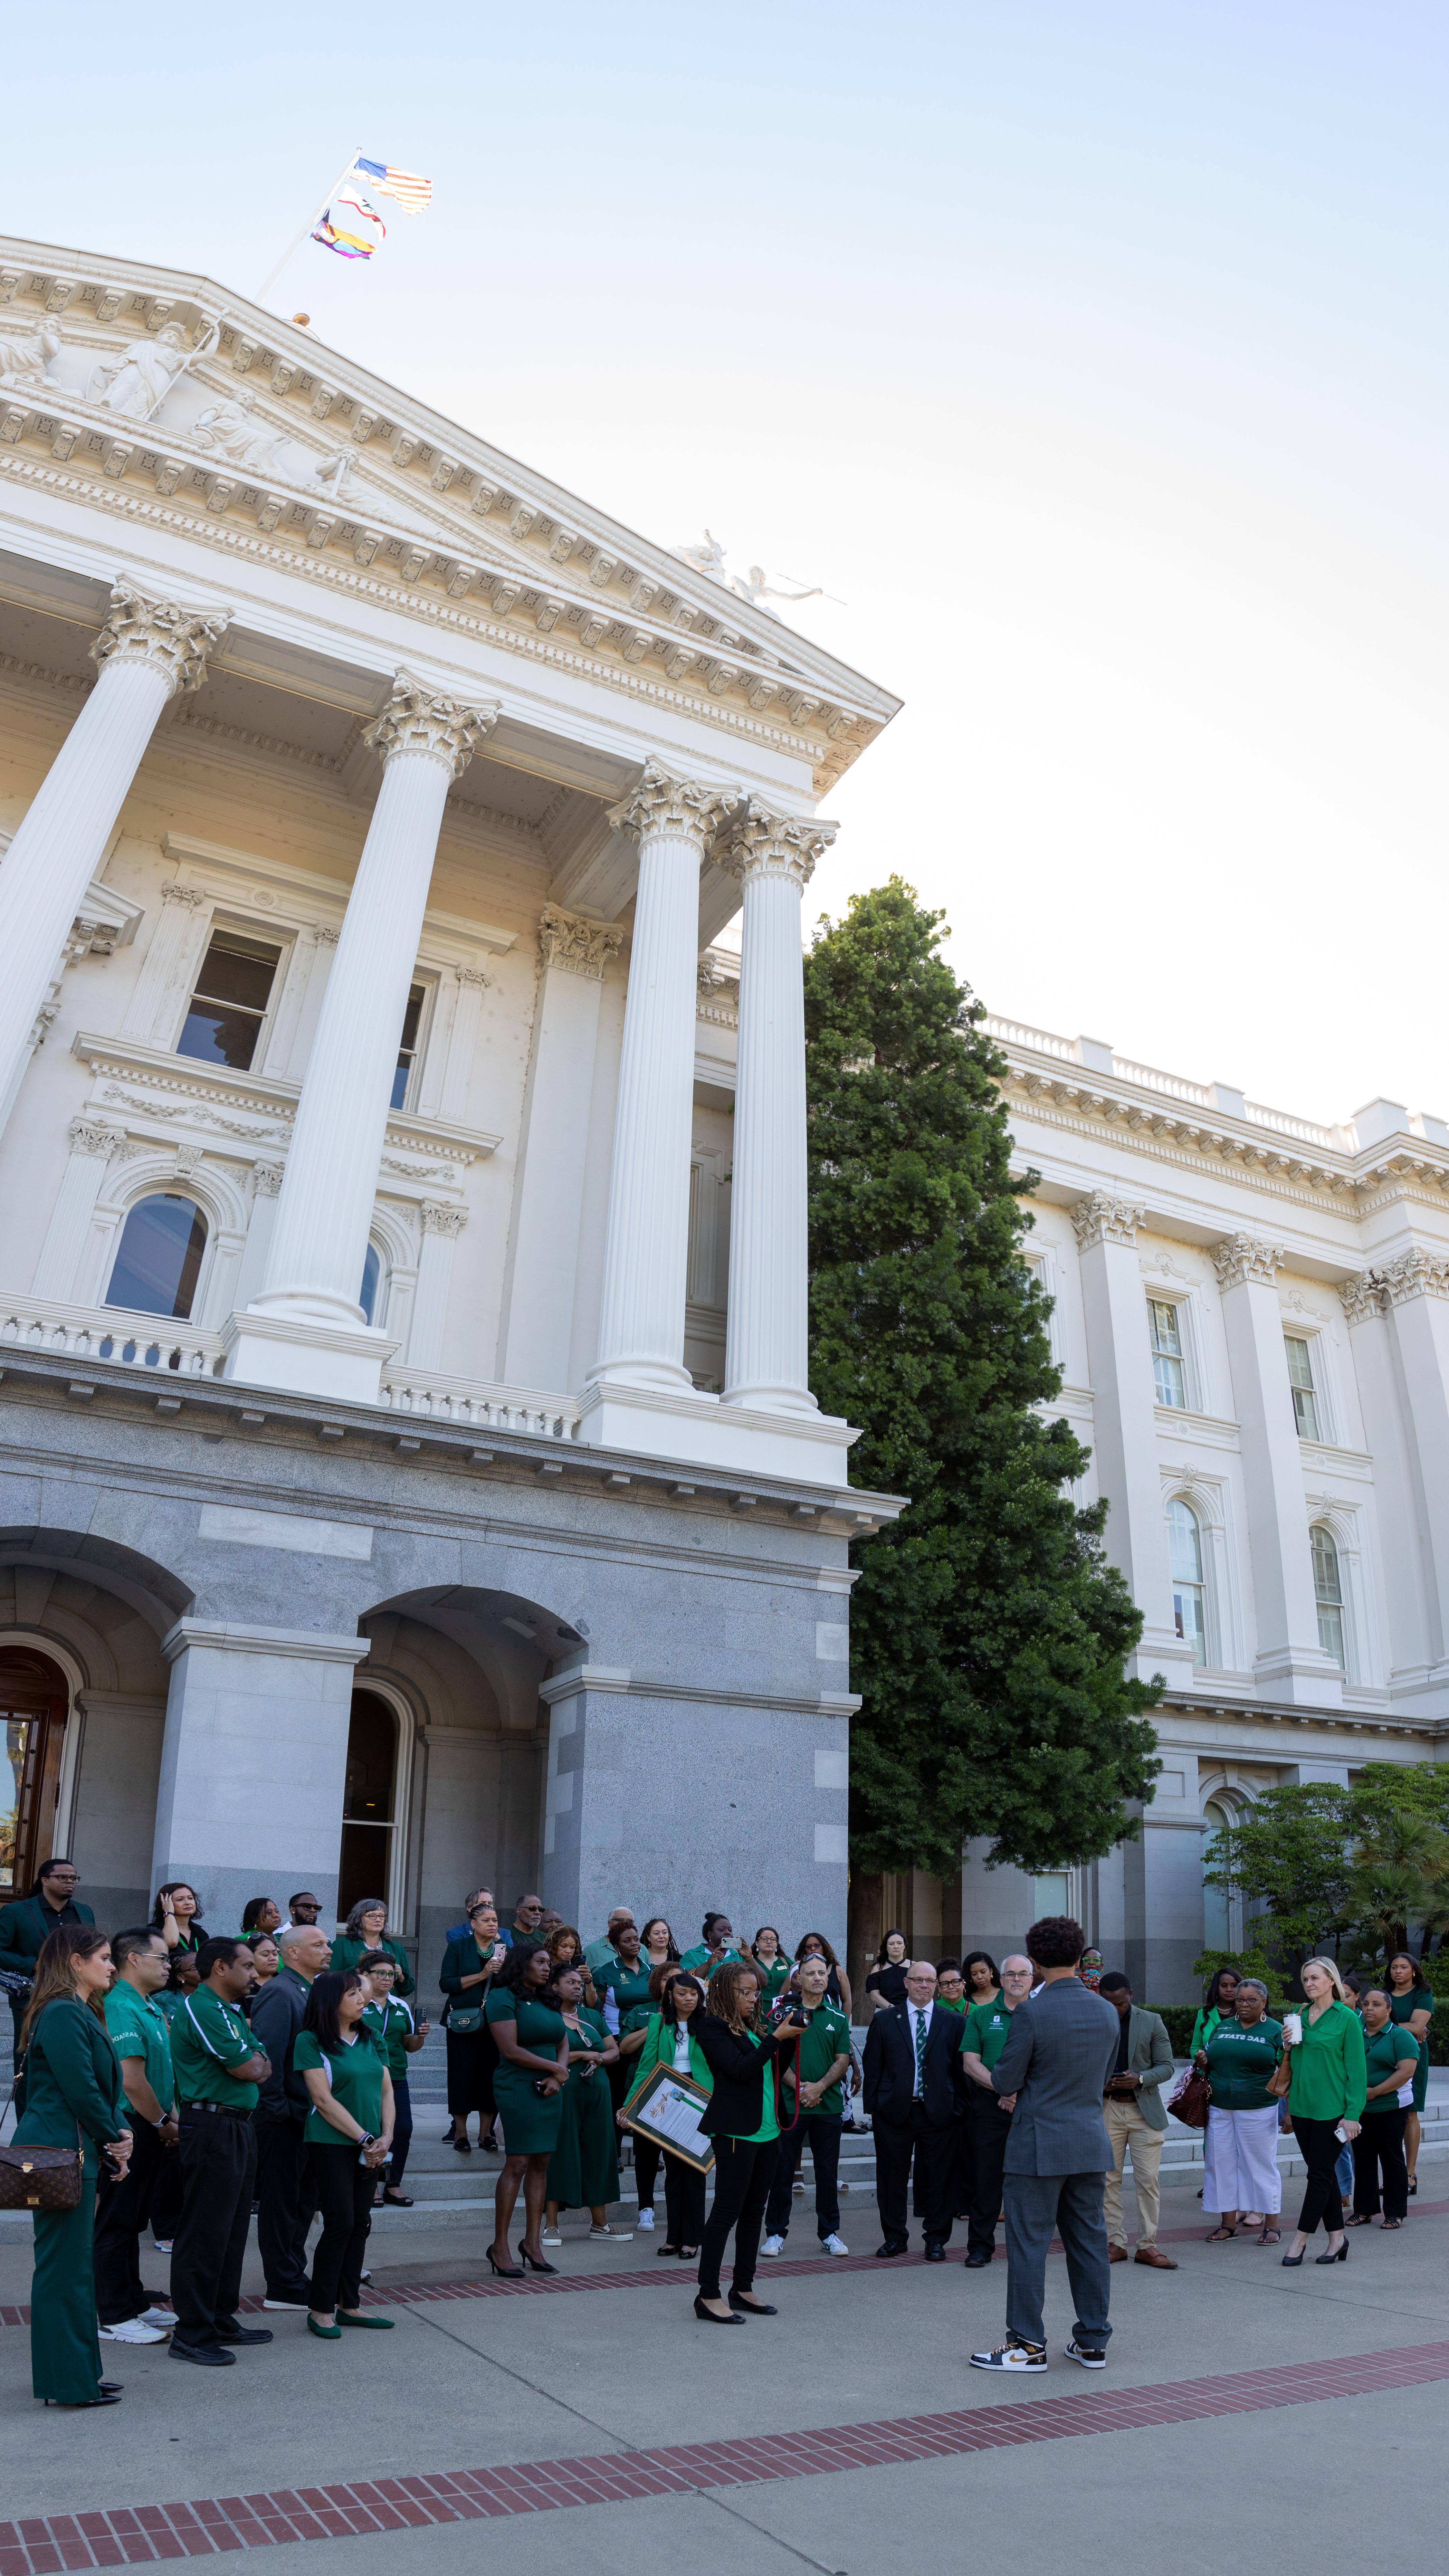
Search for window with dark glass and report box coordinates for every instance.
[359,1242,382,1326]
[177,928,282,1071]
[338,1691,398,1919]
[105,1195,208,1319]
[390,984,426,1110]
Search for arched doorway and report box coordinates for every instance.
[1202,1796,1236,1953]
[1,1647,70,1898]
[338,1690,401,1922]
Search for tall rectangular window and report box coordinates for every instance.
[1285,1334,1321,1440]
[177,928,281,1072]
[1311,1526,1345,1668]
[390,983,426,1111]
[1149,1300,1187,1408]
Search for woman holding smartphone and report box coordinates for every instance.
[440,1899,506,2154]
[151,1883,204,1962]
[1278,1958,1366,2267]
[693,1960,806,2323]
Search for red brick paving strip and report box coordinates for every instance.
[1,2341,1447,2567]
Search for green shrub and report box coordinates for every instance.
[1149,2005,1196,2056]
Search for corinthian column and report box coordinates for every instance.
[0,583,228,1120]
[590,763,733,1390]
[228,675,496,1400]
[713,801,835,1412]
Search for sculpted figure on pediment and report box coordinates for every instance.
[0,316,63,390]
[193,385,291,472]
[727,563,822,610]
[672,527,730,583]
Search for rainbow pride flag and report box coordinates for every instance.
[312,182,386,262]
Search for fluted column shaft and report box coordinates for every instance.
[591,764,731,1389]
[0,584,227,1119]
[716,805,835,1412]
[250,676,496,1327]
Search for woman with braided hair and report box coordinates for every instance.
[692,1959,805,2324]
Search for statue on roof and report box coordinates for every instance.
[671,528,729,583]
[727,563,822,610]
[87,316,221,420]
[0,316,64,392]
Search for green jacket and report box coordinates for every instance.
[0,1896,95,1977]
[1286,1998,1367,2124]
[328,1934,413,1996]
[13,1996,123,2174]
[1107,2006,1177,2133]
[439,1933,503,2017]
[623,2013,712,2107]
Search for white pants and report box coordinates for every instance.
[1203,2103,1281,2215]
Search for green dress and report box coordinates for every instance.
[14,1997,123,2405]
[545,2009,620,2211]
[1389,1987,1433,2114]
[486,1987,568,2154]
[328,1934,414,1996]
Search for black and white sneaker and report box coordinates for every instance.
[1064,2339,1107,2369]
[969,2338,1048,2373]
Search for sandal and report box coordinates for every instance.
[1205,2225,1238,2241]
[1343,2214,1372,2227]
[1256,2226,1280,2245]
[1380,2217,1404,2229]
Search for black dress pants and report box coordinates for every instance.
[965,2091,1013,2257]
[697,2136,780,2300]
[764,2114,843,2240]
[94,2118,165,2323]
[663,2150,707,2249]
[254,2111,317,2299]
[633,2134,663,2212]
[1352,2110,1408,2220]
[308,2142,375,2313]
[388,2078,413,2193]
[874,2102,956,2246]
[1291,2114,1347,2237]
[172,2107,256,2347]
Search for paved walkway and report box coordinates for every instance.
[1,2189,1445,2574]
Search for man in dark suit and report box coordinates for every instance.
[970,1915,1120,2374]
[0,1856,94,2068]
[862,1958,964,2259]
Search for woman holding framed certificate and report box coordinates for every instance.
[694,1960,806,2323]
[620,1970,712,2259]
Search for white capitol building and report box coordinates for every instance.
[0,233,1439,1996]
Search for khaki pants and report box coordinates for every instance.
[1103,2096,1162,2248]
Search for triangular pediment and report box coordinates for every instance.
[0,240,899,796]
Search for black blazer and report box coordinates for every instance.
[696,2015,790,2138]
[863,2001,962,2128]
[249,1966,311,2121]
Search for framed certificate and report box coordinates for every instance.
[620,2064,715,2175]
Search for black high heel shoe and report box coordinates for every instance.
[485,2247,524,2279]
[693,2293,744,2323]
[1314,2239,1348,2264]
[1280,2249,1305,2267]
[518,2244,556,2274]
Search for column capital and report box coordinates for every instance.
[66,1116,122,1159]
[1341,1272,1384,1324]
[537,903,623,981]
[1376,1247,1449,1305]
[363,672,500,779]
[418,1201,468,1237]
[93,582,230,698]
[712,799,838,889]
[607,759,734,855]
[1071,1190,1146,1250]
[1212,1232,1286,1289]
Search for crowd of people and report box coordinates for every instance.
[0,1853,1437,2403]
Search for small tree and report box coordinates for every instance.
[804,879,1161,1887]
[1199,1782,1354,1975]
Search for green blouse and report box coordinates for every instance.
[1287,1998,1367,2123]
[294,2025,388,2145]
[328,1934,414,1996]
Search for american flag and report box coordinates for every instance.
[354,158,432,216]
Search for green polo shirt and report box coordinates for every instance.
[679,1943,746,1979]
[362,1994,415,2082]
[294,2027,387,2146]
[600,1960,654,2014]
[1363,2020,1420,2115]
[964,1998,1016,2071]
[104,1981,175,2112]
[170,1986,259,2111]
[1202,2016,1283,2110]
[790,1999,852,2118]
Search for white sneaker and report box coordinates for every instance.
[98,2318,168,2344]
[970,2338,1048,2373]
[636,2207,655,2230]
[820,2233,850,2257]
[541,2227,563,2245]
[1064,2339,1108,2369]
[761,2234,785,2257]
[261,2298,310,2311]
[139,2305,179,2328]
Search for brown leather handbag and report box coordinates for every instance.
[1167,2064,1211,2130]
[0,2089,84,2212]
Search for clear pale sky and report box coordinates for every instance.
[6,5,1447,1125]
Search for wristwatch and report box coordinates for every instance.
[357,2131,376,2148]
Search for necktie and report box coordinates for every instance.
[914,2009,927,2095]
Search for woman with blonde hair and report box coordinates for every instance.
[1278,1957,1366,2268]
[14,1926,133,2407]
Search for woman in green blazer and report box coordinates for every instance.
[328,1898,414,1994]
[14,1926,131,2408]
[620,1971,712,2259]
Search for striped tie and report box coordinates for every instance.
[915,2009,927,2095]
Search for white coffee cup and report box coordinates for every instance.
[1282,2011,1302,2045]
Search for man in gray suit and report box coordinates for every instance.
[970,1915,1120,2374]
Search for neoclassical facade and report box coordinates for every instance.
[0,235,901,1967]
[944,1017,1449,1998]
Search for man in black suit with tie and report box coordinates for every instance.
[862,1958,964,2260]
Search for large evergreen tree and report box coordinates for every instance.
[804,878,1161,1881]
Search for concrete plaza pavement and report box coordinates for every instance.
[0,2182,1446,2576]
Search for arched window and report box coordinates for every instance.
[105,1194,208,1319]
[338,1690,399,1920]
[1168,1498,1208,1667]
[1202,1796,1234,1951]
[1311,1526,1345,1668]
[359,1242,383,1327]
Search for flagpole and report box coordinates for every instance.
[255,150,361,304]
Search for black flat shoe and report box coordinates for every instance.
[1315,2241,1348,2264]
[452,2135,472,2155]
[485,2248,524,2279]
[874,2239,908,2259]
[693,2294,744,2322]
[924,2242,946,2263]
[518,2245,556,2274]
[383,2190,414,2206]
[657,2244,682,2257]
[481,2131,499,2153]
[728,2290,778,2315]
[963,2252,992,2268]
[46,2392,122,2407]
[98,2380,123,2394]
